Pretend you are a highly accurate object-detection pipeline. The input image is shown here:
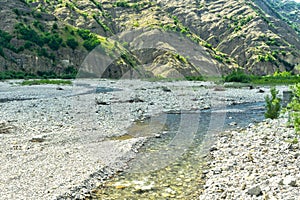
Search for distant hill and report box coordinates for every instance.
[0,0,300,78]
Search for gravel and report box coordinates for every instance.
[199,117,300,199]
[0,79,289,199]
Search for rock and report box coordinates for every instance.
[247,185,263,196]
[29,137,45,143]
[161,192,172,198]
[294,153,300,159]
[127,97,144,103]
[165,187,176,194]
[134,185,155,193]
[213,168,222,174]
[115,185,127,189]
[161,86,171,92]
[210,146,218,151]
[96,101,110,105]
[203,105,211,110]
[229,122,237,126]
[0,121,13,134]
[257,89,265,93]
[283,176,297,187]
[213,86,226,91]
[241,183,246,190]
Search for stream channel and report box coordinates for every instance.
[90,101,265,200]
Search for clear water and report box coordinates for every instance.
[90,102,265,200]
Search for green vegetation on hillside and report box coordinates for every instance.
[269,0,300,35]
[0,66,77,80]
[77,29,101,51]
[0,0,300,79]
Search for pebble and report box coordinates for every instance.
[0,80,286,199]
[200,117,300,199]
[247,185,263,196]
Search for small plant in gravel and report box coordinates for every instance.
[265,87,281,119]
[286,83,300,134]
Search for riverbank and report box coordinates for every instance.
[0,79,288,199]
[200,117,300,199]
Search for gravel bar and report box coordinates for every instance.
[200,117,300,200]
[0,79,288,199]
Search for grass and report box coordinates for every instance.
[251,76,300,85]
[21,79,72,86]
[223,70,300,86]
[144,76,205,82]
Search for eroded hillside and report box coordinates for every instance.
[0,0,300,78]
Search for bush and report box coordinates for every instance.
[273,71,292,77]
[83,38,100,51]
[0,47,4,57]
[52,23,58,30]
[0,29,16,53]
[224,70,251,83]
[286,84,300,133]
[0,71,35,80]
[185,76,204,81]
[265,87,281,119]
[77,28,101,51]
[77,29,91,40]
[47,34,62,50]
[66,37,78,50]
[15,23,45,46]
[114,1,130,8]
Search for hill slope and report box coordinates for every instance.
[0,0,300,78]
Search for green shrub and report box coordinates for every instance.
[265,87,281,119]
[203,42,212,49]
[83,38,100,51]
[273,71,292,77]
[224,70,251,83]
[33,20,44,31]
[0,47,4,57]
[63,66,78,78]
[47,34,62,50]
[286,84,300,133]
[66,37,78,50]
[121,52,137,67]
[15,23,45,46]
[77,29,91,40]
[0,29,16,53]
[52,23,58,30]
[114,1,130,8]
[185,76,204,81]
[77,28,100,51]
[0,71,35,80]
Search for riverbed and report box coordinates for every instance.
[0,79,287,199]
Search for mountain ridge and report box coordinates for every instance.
[0,0,300,78]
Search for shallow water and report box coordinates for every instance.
[90,102,265,199]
